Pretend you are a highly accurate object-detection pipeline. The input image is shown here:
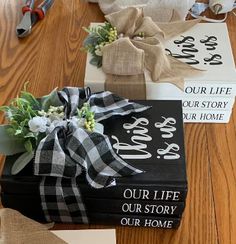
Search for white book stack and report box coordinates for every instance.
[84,23,236,123]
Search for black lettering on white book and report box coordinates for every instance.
[200,35,218,51]
[166,35,199,65]
[204,53,223,65]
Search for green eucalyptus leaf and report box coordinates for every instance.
[20,91,40,110]
[90,56,103,68]
[24,139,33,153]
[0,125,26,155]
[14,129,22,135]
[11,151,34,175]
[38,88,62,111]
[24,132,36,139]
[83,35,99,47]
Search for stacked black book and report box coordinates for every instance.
[0,100,187,229]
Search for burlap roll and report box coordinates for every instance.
[0,208,66,244]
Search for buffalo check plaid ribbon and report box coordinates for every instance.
[34,87,150,223]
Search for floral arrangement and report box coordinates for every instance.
[83,22,144,68]
[83,22,118,68]
[0,86,101,175]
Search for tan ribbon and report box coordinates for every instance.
[103,7,202,99]
[0,208,66,244]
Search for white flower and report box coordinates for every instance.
[118,33,124,38]
[28,116,48,133]
[47,120,67,134]
[95,48,103,56]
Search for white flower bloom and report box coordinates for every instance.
[47,120,67,134]
[118,33,124,38]
[28,116,48,133]
[95,48,103,56]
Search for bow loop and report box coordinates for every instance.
[102,38,145,76]
[88,91,150,122]
[105,7,143,36]
[133,37,170,81]
[34,126,82,178]
[58,87,91,118]
[133,17,164,38]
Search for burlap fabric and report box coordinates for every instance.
[0,208,66,244]
[103,7,202,99]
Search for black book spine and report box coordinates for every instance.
[1,194,181,228]
[80,184,187,202]
[0,177,187,202]
[89,213,180,229]
[1,193,185,217]
[86,198,185,217]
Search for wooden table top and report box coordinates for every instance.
[0,1,235,244]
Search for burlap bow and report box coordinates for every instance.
[102,7,202,99]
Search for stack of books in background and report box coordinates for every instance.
[1,100,188,229]
[84,23,236,123]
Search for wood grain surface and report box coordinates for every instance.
[0,1,235,243]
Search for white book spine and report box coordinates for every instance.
[179,97,233,110]
[183,109,232,123]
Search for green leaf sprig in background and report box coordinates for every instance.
[82,22,118,68]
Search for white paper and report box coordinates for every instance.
[51,229,116,244]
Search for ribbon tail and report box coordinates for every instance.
[157,19,201,40]
[157,55,203,90]
[88,90,150,122]
[66,126,143,189]
[34,126,82,178]
[132,38,169,82]
[105,74,146,100]
[40,177,89,224]
[157,76,185,91]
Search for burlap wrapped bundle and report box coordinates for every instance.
[102,7,202,99]
[0,208,66,244]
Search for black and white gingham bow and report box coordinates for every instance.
[34,87,150,223]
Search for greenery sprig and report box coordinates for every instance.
[77,103,95,132]
[0,89,41,152]
[82,22,118,68]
